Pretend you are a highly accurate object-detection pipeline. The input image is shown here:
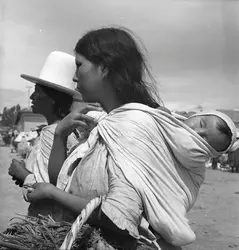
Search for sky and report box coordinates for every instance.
[0,0,239,112]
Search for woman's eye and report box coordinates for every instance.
[76,63,82,69]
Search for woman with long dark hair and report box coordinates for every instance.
[26,28,236,249]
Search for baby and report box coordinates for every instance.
[172,110,235,153]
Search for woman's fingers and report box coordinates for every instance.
[26,185,36,201]
[55,104,101,137]
[15,180,22,186]
[72,102,102,114]
[79,105,103,114]
[27,192,33,201]
[90,102,101,107]
[74,121,92,131]
[31,183,37,189]
[74,113,97,125]
[12,158,21,163]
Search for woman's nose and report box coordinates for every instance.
[73,72,78,83]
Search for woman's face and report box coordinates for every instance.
[30,85,53,115]
[73,53,104,103]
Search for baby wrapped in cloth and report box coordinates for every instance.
[58,103,235,247]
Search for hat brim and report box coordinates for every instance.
[21,74,82,101]
[32,124,47,131]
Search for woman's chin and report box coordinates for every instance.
[81,96,95,103]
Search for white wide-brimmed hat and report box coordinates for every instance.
[21,51,82,100]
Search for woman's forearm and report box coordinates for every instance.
[50,186,90,215]
[49,187,130,236]
[48,134,67,186]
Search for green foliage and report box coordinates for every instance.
[0,105,21,127]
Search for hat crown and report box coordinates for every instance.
[39,51,76,91]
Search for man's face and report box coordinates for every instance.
[30,85,53,115]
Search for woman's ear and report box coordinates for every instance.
[99,64,109,78]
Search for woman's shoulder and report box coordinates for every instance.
[101,107,158,139]
[109,106,155,126]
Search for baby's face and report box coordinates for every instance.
[184,115,229,152]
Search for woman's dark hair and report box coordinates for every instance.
[40,85,73,119]
[74,27,161,108]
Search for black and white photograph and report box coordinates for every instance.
[0,1,238,249]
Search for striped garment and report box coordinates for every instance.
[24,123,78,184]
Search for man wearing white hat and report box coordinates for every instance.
[21,51,82,101]
[8,51,101,218]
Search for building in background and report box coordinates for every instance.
[15,109,47,132]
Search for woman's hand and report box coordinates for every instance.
[55,103,102,138]
[8,159,31,187]
[27,183,55,202]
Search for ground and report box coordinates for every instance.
[0,147,28,233]
[0,147,238,249]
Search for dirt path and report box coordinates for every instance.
[0,147,238,249]
[0,147,28,232]
[184,168,239,250]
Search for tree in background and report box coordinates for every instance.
[0,104,21,127]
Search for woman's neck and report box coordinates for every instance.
[100,97,123,113]
[98,84,124,113]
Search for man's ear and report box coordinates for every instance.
[50,98,56,105]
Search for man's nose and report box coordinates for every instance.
[30,92,35,100]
